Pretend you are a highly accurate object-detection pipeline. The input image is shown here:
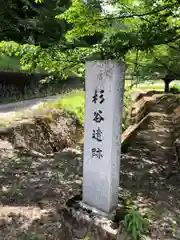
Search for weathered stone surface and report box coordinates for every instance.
[0,139,13,149]
[59,206,124,240]
[83,60,125,214]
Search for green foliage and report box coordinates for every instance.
[0,41,39,72]
[58,0,104,41]
[170,84,180,94]
[1,0,180,86]
[59,0,180,53]
[35,0,43,3]
[0,41,96,78]
[0,0,70,46]
[123,205,150,240]
[136,45,180,81]
[0,54,20,72]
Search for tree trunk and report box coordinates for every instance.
[164,80,170,93]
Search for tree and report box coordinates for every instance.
[58,0,180,54]
[0,0,71,47]
[1,0,180,86]
[125,43,180,92]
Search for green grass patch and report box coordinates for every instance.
[0,121,6,127]
[134,85,164,90]
[43,88,132,131]
[45,90,85,123]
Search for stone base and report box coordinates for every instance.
[79,201,116,219]
[59,194,126,240]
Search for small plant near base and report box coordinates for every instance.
[123,205,150,240]
[17,232,39,240]
[83,236,89,240]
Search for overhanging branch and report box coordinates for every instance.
[95,3,177,21]
[151,52,180,78]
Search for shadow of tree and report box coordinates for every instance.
[0,94,180,239]
[121,95,180,239]
[147,94,180,114]
[0,148,83,239]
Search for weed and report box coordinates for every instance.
[123,205,150,240]
[172,220,178,237]
[83,236,89,240]
[17,231,39,240]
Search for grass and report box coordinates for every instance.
[0,85,140,131]
[0,90,85,127]
[134,85,164,90]
[0,88,132,136]
[43,88,133,131]
[44,90,85,124]
[1,79,178,130]
[0,77,178,105]
[0,121,6,127]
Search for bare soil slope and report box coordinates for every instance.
[0,108,83,154]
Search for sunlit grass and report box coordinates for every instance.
[43,88,132,131]
[1,79,178,130]
[134,85,164,90]
[45,89,85,123]
[0,121,6,127]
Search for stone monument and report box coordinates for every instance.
[82,60,125,215]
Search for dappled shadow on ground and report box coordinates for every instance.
[0,148,83,239]
[147,94,180,114]
[121,95,180,239]
[0,94,180,239]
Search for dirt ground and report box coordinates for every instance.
[121,94,180,239]
[0,148,83,239]
[0,94,180,239]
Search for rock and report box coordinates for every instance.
[0,218,7,227]
[0,127,13,136]
[62,147,82,155]
[0,139,13,149]
[73,227,88,238]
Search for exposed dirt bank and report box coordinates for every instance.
[0,108,83,155]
